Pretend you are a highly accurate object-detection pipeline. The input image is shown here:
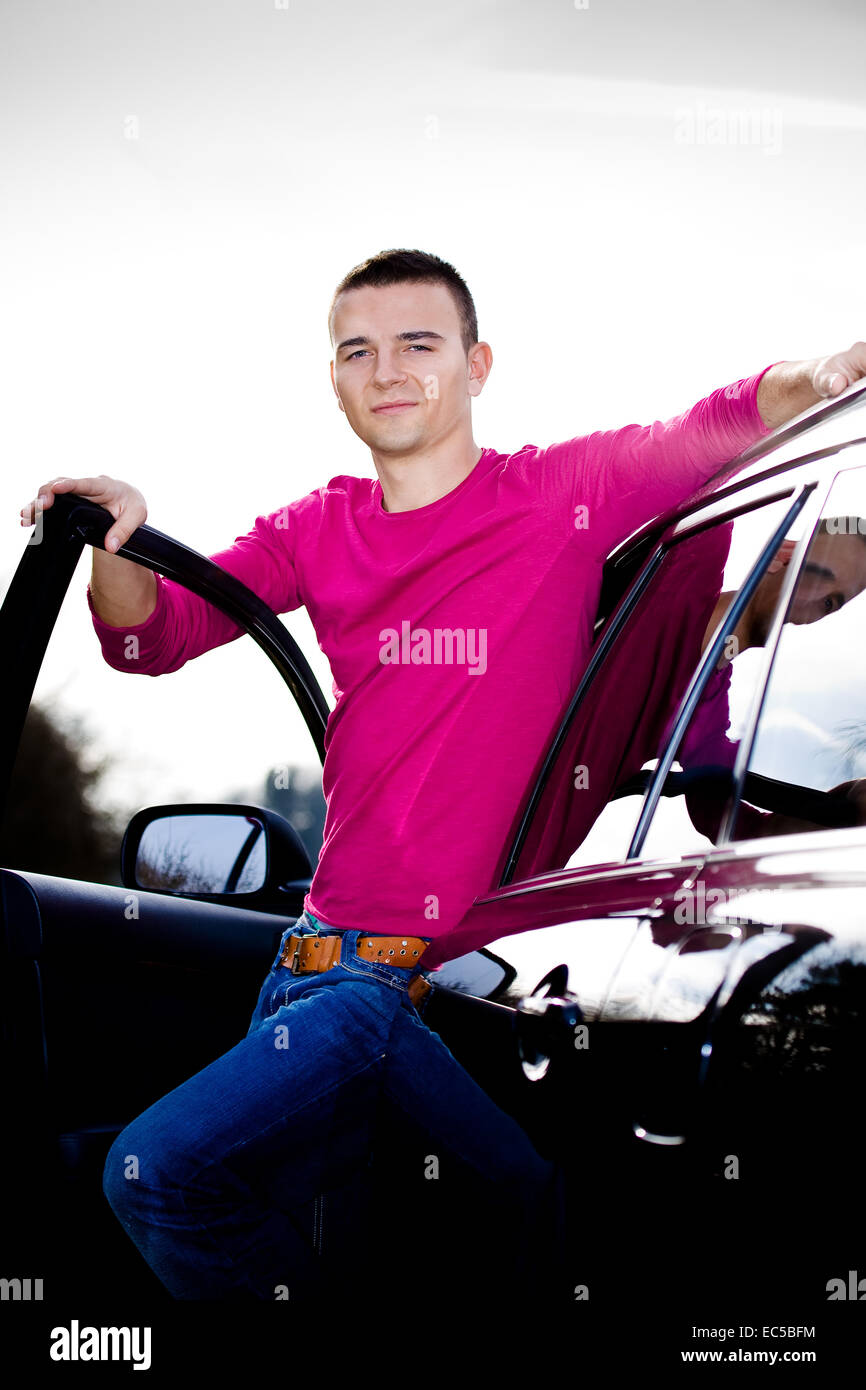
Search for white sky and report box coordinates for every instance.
[2,0,865,827]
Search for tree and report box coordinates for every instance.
[0,703,125,884]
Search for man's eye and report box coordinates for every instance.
[408,344,433,351]
[346,350,369,360]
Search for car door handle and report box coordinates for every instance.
[513,965,584,1081]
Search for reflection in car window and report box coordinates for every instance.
[508,491,801,882]
[637,497,838,858]
[636,508,814,860]
[484,918,640,1017]
[731,467,866,843]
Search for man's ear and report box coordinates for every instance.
[467,341,493,397]
[767,536,797,574]
[329,360,346,414]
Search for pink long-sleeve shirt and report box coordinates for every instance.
[88,368,775,966]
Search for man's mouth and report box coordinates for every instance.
[372,401,418,414]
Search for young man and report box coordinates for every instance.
[19,250,866,1303]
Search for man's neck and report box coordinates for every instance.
[373,435,484,514]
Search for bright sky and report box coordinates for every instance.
[2,0,865,827]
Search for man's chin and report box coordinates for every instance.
[361,426,426,455]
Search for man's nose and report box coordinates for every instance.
[372,352,408,388]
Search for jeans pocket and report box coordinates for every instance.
[246,934,297,1033]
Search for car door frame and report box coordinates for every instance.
[497,436,866,903]
[0,492,331,830]
[496,466,815,894]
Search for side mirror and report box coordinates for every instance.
[120,803,313,909]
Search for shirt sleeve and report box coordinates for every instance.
[677,662,738,770]
[535,362,780,556]
[86,501,307,676]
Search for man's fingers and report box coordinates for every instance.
[47,475,110,500]
[20,475,106,524]
[104,527,128,553]
[819,372,847,396]
[103,502,146,554]
[20,491,55,525]
[814,341,866,398]
[20,475,146,538]
[813,362,848,396]
[844,339,866,376]
[20,478,60,523]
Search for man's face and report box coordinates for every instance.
[329,281,485,456]
[748,532,866,645]
[787,532,866,625]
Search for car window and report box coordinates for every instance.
[0,545,328,887]
[633,493,823,862]
[505,481,812,884]
[729,463,866,844]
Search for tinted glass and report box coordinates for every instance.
[509,489,802,881]
[731,463,866,842]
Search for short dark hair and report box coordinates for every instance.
[328,248,479,358]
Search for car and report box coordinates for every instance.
[3,379,866,1346]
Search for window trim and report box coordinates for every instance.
[627,483,818,857]
[720,460,866,845]
[499,474,815,887]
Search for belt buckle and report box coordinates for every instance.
[289,936,306,975]
[286,917,321,974]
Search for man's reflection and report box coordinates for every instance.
[677,517,866,838]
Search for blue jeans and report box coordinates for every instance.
[102,911,563,1302]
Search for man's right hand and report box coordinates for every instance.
[21,474,157,628]
[20,474,147,552]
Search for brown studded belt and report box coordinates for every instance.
[278,930,433,1009]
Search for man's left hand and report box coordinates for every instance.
[811,341,866,397]
[757,343,866,430]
